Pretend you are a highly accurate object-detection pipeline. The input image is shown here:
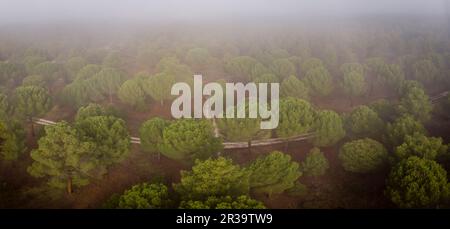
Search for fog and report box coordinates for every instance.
[0,0,447,25]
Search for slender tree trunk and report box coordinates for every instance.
[248,140,252,154]
[160,99,164,106]
[284,140,289,152]
[312,178,321,190]
[67,176,73,194]
[29,116,35,137]
[109,89,113,104]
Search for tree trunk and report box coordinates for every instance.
[160,99,164,106]
[284,140,289,152]
[109,90,113,104]
[248,140,252,154]
[67,176,73,194]
[29,117,35,137]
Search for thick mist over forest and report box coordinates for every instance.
[1,0,450,211]
[0,0,448,24]
[0,0,448,47]
[0,0,448,62]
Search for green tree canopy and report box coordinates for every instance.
[118,78,147,111]
[345,105,384,138]
[156,57,193,82]
[22,75,47,88]
[139,117,171,154]
[385,115,426,148]
[397,80,424,97]
[364,57,386,92]
[269,58,296,80]
[185,48,211,68]
[254,73,279,84]
[280,75,309,100]
[159,119,222,162]
[412,59,438,85]
[0,93,9,120]
[224,56,259,82]
[380,64,404,92]
[394,132,448,161]
[30,61,63,82]
[340,62,364,76]
[75,64,101,81]
[369,99,398,122]
[302,66,333,97]
[301,147,329,177]
[105,183,171,209]
[340,70,367,102]
[321,45,338,69]
[338,138,388,173]
[174,157,249,200]
[14,85,51,119]
[217,103,270,148]
[276,98,315,138]
[14,85,51,135]
[61,80,92,108]
[180,195,265,209]
[92,67,125,103]
[63,69,107,107]
[397,85,432,122]
[76,115,130,166]
[258,48,290,66]
[247,151,301,197]
[0,61,25,85]
[65,56,87,81]
[103,51,123,69]
[385,156,449,208]
[23,56,46,74]
[143,72,176,105]
[27,121,99,194]
[301,58,324,74]
[75,103,111,121]
[251,63,271,80]
[0,119,26,161]
[311,110,346,147]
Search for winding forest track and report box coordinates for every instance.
[31,90,449,149]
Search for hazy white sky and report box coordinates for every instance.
[0,0,447,24]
